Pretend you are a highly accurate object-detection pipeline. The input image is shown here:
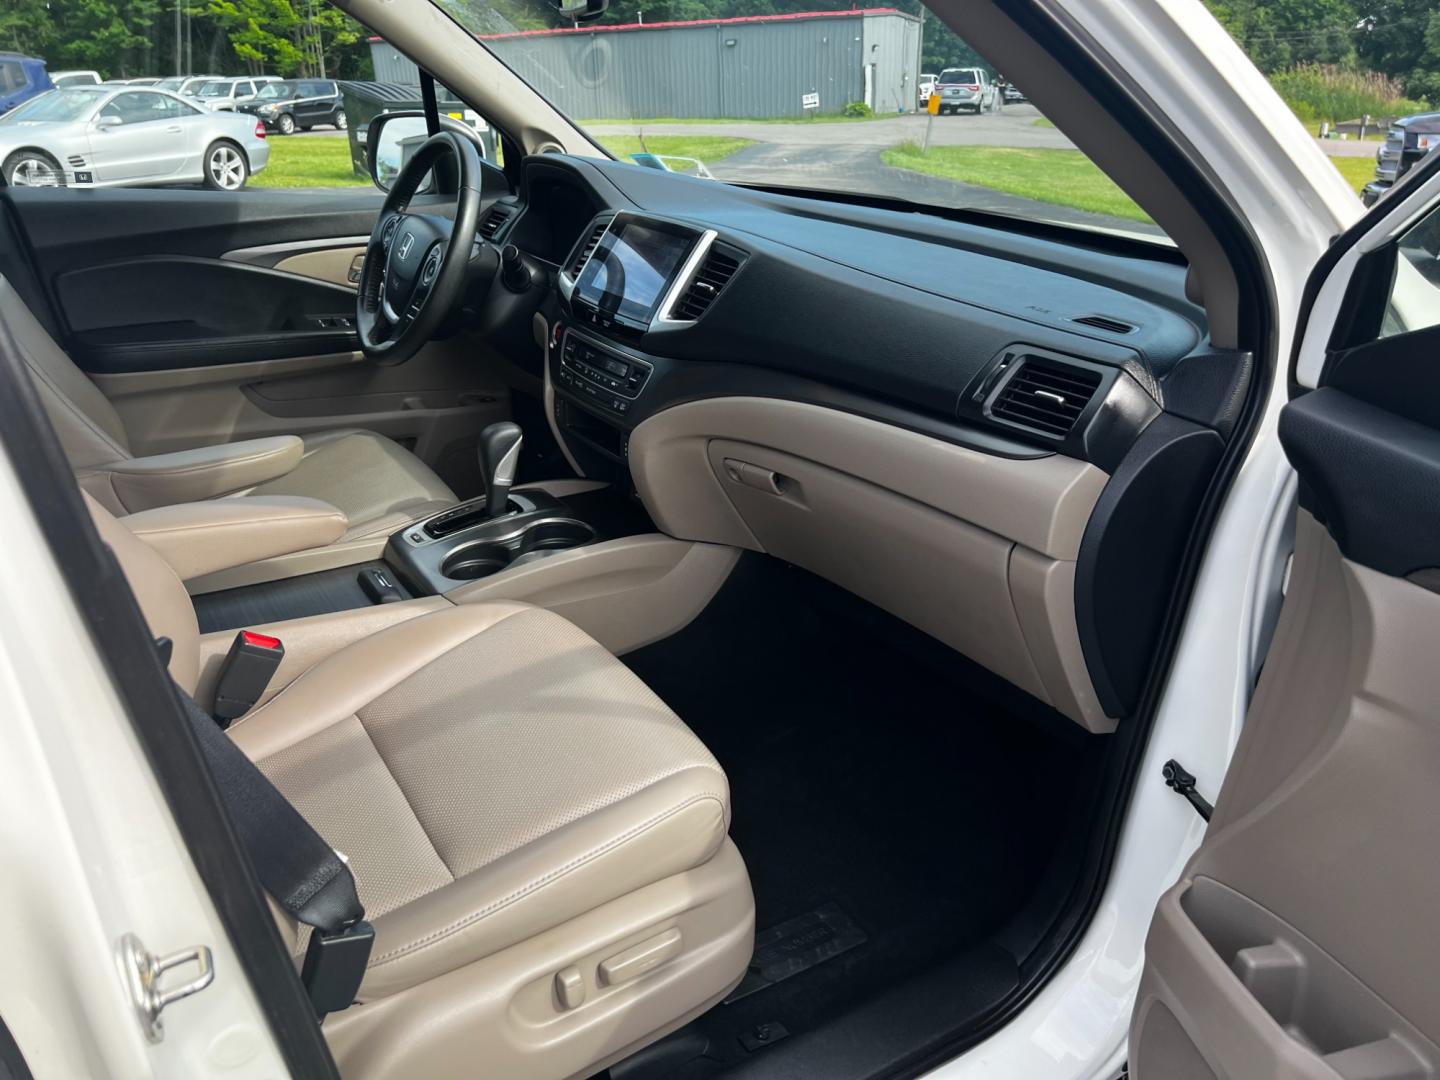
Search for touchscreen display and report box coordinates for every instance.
[574,220,693,325]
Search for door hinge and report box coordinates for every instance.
[1162,759,1214,822]
[118,933,215,1043]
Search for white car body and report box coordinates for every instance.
[48,69,103,88]
[194,77,276,111]
[0,86,270,188]
[934,66,1000,113]
[0,0,1394,1077]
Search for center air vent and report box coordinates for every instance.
[672,242,744,320]
[989,355,1104,438]
[1072,313,1135,334]
[478,205,515,241]
[569,220,609,278]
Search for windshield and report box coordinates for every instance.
[426,0,1167,242]
[154,77,186,91]
[198,81,230,98]
[0,89,102,124]
[255,82,294,100]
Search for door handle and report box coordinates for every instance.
[165,125,183,134]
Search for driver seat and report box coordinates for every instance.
[1,274,457,541]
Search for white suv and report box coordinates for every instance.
[934,66,1001,114]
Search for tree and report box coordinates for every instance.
[1354,0,1440,101]
[1206,0,1358,71]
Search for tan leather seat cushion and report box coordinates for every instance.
[227,601,730,999]
[249,428,455,541]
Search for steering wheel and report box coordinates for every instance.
[357,130,482,365]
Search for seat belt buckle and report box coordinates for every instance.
[301,919,374,1020]
[213,631,285,724]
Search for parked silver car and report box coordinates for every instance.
[0,86,270,189]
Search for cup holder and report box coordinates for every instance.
[438,518,596,582]
[523,520,594,551]
[440,543,513,581]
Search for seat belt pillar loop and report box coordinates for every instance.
[301,919,375,1022]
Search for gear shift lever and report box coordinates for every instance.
[477,422,523,518]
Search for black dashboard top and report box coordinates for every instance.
[504,153,1218,468]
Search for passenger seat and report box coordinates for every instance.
[87,492,755,1079]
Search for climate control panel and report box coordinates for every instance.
[556,328,653,418]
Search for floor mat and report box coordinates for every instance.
[617,555,1104,1078]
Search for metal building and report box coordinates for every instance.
[370,8,922,119]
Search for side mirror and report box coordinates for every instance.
[95,114,123,130]
[552,0,608,21]
[366,110,488,192]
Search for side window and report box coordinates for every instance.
[0,61,23,94]
[100,92,170,125]
[1380,203,1440,339]
[159,95,200,120]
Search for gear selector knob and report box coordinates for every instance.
[477,421,523,518]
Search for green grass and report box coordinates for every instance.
[1032,117,1056,128]
[581,113,896,125]
[1329,154,1377,194]
[882,142,1153,223]
[251,135,368,189]
[596,134,754,165]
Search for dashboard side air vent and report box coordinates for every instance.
[569,220,608,278]
[1072,313,1135,334]
[673,242,745,320]
[478,205,516,241]
[989,355,1104,439]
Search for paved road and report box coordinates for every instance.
[589,104,1075,150]
[597,105,1167,237]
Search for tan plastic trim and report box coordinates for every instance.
[192,596,452,710]
[322,840,753,1080]
[534,312,586,477]
[630,398,1106,560]
[271,246,367,290]
[448,535,740,656]
[628,398,1111,727]
[1134,511,1440,1074]
[1009,548,1113,733]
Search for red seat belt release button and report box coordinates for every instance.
[213,631,285,724]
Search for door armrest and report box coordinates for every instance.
[121,496,348,582]
[82,436,304,512]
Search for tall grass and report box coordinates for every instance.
[1270,63,1429,125]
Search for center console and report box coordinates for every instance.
[384,489,597,595]
[549,211,735,481]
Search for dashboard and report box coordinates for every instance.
[482,153,1253,730]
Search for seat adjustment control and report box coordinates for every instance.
[598,927,683,987]
[554,966,585,1010]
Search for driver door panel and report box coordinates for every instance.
[5,186,510,496]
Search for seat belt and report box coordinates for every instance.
[165,654,374,1022]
